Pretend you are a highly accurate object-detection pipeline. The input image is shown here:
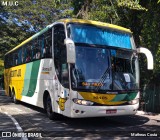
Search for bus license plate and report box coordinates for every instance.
[106,109,117,114]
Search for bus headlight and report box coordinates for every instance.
[73,98,94,106]
[128,98,139,105]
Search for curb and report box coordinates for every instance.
[136,110,160,116]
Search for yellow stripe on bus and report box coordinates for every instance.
[59,19,132,33]
[79,92,126,105]
[5,64,26,100]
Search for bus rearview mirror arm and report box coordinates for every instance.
[64,38,76,64]
[137,47,154,70]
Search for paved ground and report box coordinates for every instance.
[0,90,160,140]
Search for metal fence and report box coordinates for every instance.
[142,84,160,113]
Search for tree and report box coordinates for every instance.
[0,0,72,59]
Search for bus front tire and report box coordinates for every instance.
[46,95,57,120]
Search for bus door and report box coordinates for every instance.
[53,24,70,115]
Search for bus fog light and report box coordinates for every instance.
[73,98,94,106]
[128,99,139,105]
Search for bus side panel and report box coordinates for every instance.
[4,64,26,100]
[21,60,41,106]
[37,59,54,108]
[4,68,10,96]
[20,59,54,108]
[22,61,40,97]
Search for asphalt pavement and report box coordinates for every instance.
[0,89,160,140]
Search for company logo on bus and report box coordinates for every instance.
[42,67,52,74]
[10,69,21,77]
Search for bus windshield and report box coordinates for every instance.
[71,46,139,92]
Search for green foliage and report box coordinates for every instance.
[88,0,120,24]
[0,0,72,59]
[0,60,4,76]
[140,1,160,83]
[1,0,160,92]
[2,0,72,31]
[117,0,147,11]
[0,0,73,77]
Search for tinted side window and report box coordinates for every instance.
[5,29,52,68]
[4,55,9,68]
[54,24,69,88]
[17,48,22,65]
[25,42,32,63]
[43,29,52,58]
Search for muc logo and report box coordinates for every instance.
[1,1,18,6]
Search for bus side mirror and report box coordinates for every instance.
[137,47,154,70]
[64,38,76,64]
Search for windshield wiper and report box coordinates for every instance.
[96,66,111,91]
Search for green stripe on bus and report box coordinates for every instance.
[27,60,40,97]
[111,92,137,102]
[111,94,127,102]
[22,63,33,96]
[122,92,137,101]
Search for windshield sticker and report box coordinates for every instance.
[124,73,130,82]
[82,82,103,87]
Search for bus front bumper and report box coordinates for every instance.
[71,103,139,118]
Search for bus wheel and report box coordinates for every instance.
[12,90,18,104]
[46,95,56,120]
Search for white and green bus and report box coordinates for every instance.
[4,19,153,119]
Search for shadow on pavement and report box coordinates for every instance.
[1,90,159,139]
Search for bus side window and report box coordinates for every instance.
[4,55,7,68]
[17,49,22,65]
[14,53,18,65]
[21,47,25,63]
[54,24,69,88]
[38,35,44,59]
[33,38,41,60]
[26,43,32,63]
[44,29,52,58]
[12,51,18,66]
[9,53,13,67]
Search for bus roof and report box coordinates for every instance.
[5,18,132,55]
[58,18,132,33]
